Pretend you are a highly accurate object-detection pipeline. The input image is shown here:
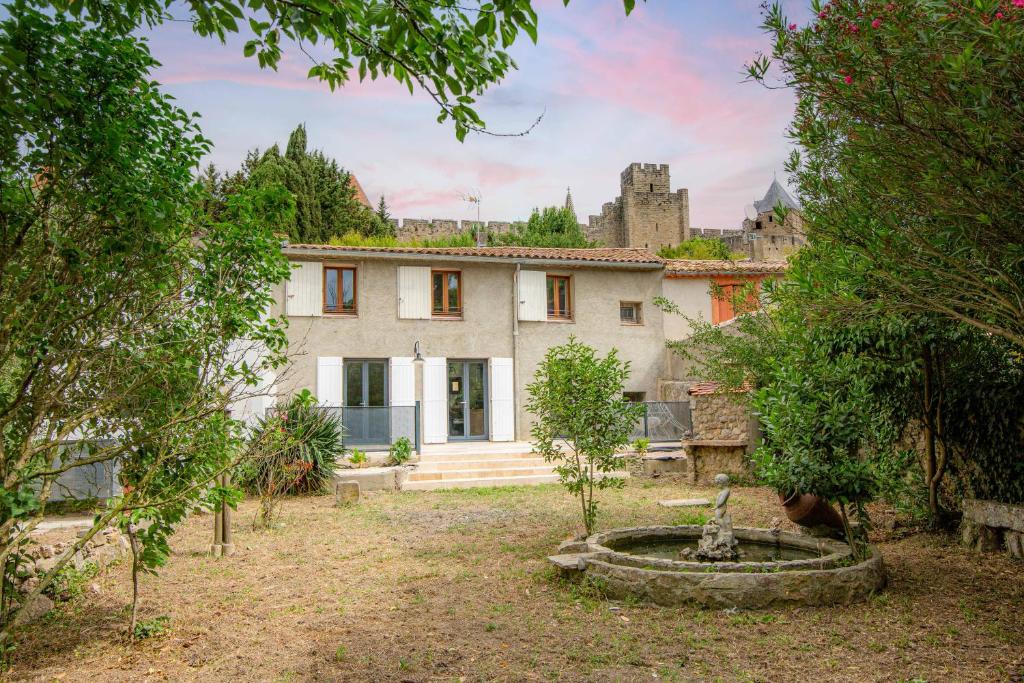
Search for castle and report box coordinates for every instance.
[586,163,691,250]
[380,162,802,259]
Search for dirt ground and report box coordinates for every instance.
[7,479,1023,682]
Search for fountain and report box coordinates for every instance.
[549,473,886,609]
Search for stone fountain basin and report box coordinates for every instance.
[554,525,886,609]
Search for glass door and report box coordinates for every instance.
[343,359,389,444]
[447,360,488,440]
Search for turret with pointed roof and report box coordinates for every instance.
[564,186,575,217]
[753,178,800,214]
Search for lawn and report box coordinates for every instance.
[9,480,1023,682]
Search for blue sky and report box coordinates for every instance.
[145,0,809,228]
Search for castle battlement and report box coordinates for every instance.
[391,218,518,240]
[590,162,689,250]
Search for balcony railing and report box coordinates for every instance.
[268,404,420,453]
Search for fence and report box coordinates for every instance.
[631,401,692,443]
[267,404,420,452]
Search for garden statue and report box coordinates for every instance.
[680,473,740,561]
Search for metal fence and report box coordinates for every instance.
[274,405,420,452]
[631,401,692,443]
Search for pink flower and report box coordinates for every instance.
[849,22,859,32]
[1014,0,1024,7]
[819,11,827,18]
[996,11,1004,18]
[789,23,798,30]
[871,18,882,28]
[844,75,853,84]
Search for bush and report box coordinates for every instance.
[238,390,345,497]
[387,438,413,466]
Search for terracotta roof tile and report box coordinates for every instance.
[284,244,664,265]
[688,381,752,396]
[665,259,788,275]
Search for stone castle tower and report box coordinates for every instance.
[586,163,690,250]
[724,178,805,261]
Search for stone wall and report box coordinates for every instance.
[691,392,750,442]
[392,219,519,241]
[729,209,806,261]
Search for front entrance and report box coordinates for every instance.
[447,360,488,440]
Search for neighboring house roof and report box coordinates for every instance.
[283,244,665,267]
[753,179,800,213]
[348,174,371,208]
[664,259,788,276]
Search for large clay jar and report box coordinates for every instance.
[778,491,844,530]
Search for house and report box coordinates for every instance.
[260,244,786,449]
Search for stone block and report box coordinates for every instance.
[658,498,710,508]
[334,480,360,506]
[1005,530,1023,560]
[642,454,688,477]
[14,595,54,625]
[962,499,1024,532]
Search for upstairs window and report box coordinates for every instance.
[432,270,462,317]
[324,266,356,314]
[620,301,643,325]
[546,275,572,320]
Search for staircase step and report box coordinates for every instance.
[403,474,562,490]
[416,458,549,472]
[418,450,538,462]
[408,466,556,482]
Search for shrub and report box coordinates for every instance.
[132,615,171,640]
[387,437,413,466]
[349,449,367,467]
[632,438,650,456]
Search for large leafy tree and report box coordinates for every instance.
[0,6,291,634]
[749,0,1024,347]
[492,205,591,248]
[34,0,642,140]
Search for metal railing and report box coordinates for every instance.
[321,404,420,452]
[631,401,692,443]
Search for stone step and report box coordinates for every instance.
[415,457,549,472]
[408,466,556,482]
[403,473,563,490]
[402,470,629,491]
[418,450,538,462]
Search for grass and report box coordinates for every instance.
[9,480,1024,682]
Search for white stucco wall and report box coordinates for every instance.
[662,277,713,340]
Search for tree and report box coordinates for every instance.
[0,7,291,636]
[226,124,374,243]
[34,0,641,140]
[749,0,1024,347]
[492,206,592,248]
[658,237,741,260]
[526,338,643,535]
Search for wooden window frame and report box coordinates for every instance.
[546,274,573,321]
[431,269,463,318]
[323,264,357,316]
[619,301,643,325]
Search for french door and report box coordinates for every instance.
[343,359,389,444]
[447,360,488,440]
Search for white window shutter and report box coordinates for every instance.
[286,261,323,317]
[489,357,515,441]
[398,266,431,319]
[422,357,447,443]
[316,357,343,407]
[518,270,547,321]
[389,357,415,407]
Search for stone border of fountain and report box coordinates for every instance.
[551,526,886,609]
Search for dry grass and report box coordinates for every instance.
[8,480,1023,682]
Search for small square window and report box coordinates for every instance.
[620,301,642,325]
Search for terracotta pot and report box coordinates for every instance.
[778,491,844,530]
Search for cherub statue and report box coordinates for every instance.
[713,473,731,523]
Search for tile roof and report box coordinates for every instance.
[284,244,665,265]
[664,259,788,275]
[348,174,371,208]
[688,381,752,396]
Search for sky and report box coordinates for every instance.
[146,0,810,229]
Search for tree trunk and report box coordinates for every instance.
[127,523,140,640]
[922,346,942,522]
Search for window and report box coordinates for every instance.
[324,266,356,314]
[546,275,572,320]
[620,301,643,325]
[431,270,462,317]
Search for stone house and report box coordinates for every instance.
[239,244,785,451]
